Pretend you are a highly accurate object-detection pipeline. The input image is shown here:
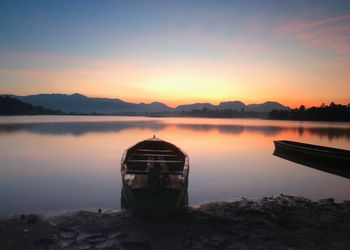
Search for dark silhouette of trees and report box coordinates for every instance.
[174,108,267,118]
[0,96,63,115]
[269,102,350,122]
[2,95,348,121]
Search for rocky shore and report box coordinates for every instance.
[1,195,350,250]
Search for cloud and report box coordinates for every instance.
[277,14,350,33]
[276,13,350,55]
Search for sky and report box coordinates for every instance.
[0,0,350,108]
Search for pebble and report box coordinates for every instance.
[59,230,77,239]
[78,244,92,250]
[96,239,116,249]
[59,240,73,248]
[85,235,107,243]
[77,232,102,241]
[108,232,123,239]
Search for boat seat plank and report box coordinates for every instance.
[136,149,174,152]
[127,160,184,163]
[126,170,183,175]
[131,153,178,157]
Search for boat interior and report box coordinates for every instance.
[124,140,186,174]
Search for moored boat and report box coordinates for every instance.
[273,140,350,166]
[121,136,189,215]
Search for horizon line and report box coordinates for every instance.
[2,92,349,110]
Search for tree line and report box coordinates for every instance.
[172,108,267,118]
[269,102,350,122]
[0,96,62,115]
[2,95,349,122]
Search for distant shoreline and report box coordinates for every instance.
[1,113,350,123]
[2,95,349,122]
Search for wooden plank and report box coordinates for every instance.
[127,160,184,163]
[126,170,183,175]
[136,149,173,152]
[132,153,178,157]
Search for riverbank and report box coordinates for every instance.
[1,195,350,250]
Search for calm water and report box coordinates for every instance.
[1,116,350,216]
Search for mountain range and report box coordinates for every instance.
[6,93,290,114]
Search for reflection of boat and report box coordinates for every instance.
[121,136,189,215]
[273,140,350,178]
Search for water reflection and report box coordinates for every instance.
[0,121,165,136]
[176,124,283,135]
[306,127,350,140]
[0,120,349,140]
[1,116,350,216]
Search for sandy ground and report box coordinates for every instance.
[1,195,350,250]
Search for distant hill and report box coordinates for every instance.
[175,103,216,111]
[218,101,245,110]
[4,93,290,114]
[176,100,289,112]
[246,101,289,112]
[0,96,62,115]
[12,93,172,114]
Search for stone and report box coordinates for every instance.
[59,230,78,239]
[96,239,116,249]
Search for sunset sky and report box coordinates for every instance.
[1,0,350,108]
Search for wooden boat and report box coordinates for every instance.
[273,148,350,179]
[273,140,350,167]
[120,136,189,215]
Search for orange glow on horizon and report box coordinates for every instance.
[79,92,348,109]
[1,55,349,109]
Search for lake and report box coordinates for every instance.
[0,116,349,216]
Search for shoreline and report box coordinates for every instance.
[1,195,350,249]
[2,113,350,123]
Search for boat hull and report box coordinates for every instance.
[121,183,188,215]
[274,140,350,167]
